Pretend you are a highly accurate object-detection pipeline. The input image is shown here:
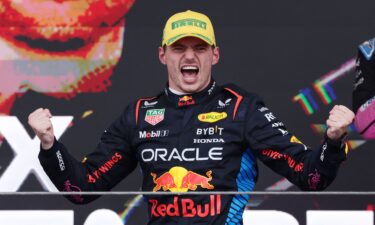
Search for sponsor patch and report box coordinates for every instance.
[264,112,276,122]
[142,101,158,108]
[178,96,195,107]
[208,81,216,95]
[261,149,304,172]
[290,136,303,144]
[63,180,83,203]
[258,107,269,112]
[196,126,224,136]
[87,152,123,183]
[194,138,225,144]
[56,150,65,171]
[359,96,375,112]
[217,98,232,108]
[320,143,327,162]
[308,169,321,190]
[278,128,288,136]
[290,135,307,150]
[149,195,221,218]
[151,166,214,192]
[272,122,284,128]
[145,109,165,125]
[141,147,223,162]
[172,18,207,30]
[139,130,169,139]
[359,38,375,60]
[198,112,227,123]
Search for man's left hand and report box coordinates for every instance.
[326,105,355,141]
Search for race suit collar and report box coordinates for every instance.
[164,79,218,108]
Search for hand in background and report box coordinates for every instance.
[326,105,355,140]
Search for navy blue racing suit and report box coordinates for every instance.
[39,80,347,225]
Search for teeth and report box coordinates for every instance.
[182,66,198,70]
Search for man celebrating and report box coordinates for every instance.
[29,10,354,225]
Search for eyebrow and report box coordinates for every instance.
[171,43,185,48]
[171,43,209,48]
[195,43,209,48]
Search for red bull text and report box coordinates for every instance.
[149,195,221,218]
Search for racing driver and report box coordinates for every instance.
[29,10,355,225]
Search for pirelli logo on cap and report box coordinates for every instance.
[198,112,227,123]
[171,19,207,30]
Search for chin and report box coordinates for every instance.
[179,83,198,93]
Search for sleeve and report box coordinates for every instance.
[353,41,375,113]
[353,43,375,139]
[38,104,138,204]
[245,95,347,191]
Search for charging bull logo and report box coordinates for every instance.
[151,166,214,192]
[178,95,195,107]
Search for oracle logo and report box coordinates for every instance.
[141,147,223,162]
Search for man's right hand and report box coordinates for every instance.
[28,108,55,150]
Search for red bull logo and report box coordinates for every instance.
[151,166,214,192]
[149,195,221,218]
[178,95,195,107]
[151,172,177,192]
[181,170,214,191]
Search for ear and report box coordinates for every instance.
[158,46,166,65]
[212,46,220,65]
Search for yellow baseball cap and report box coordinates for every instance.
[162,10,216,46]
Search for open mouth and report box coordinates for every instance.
[14,35,85,52]
[0,25,120,55]
[0,0,131,54]
[181,65,199,77]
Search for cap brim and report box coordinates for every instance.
[164,33,214,46]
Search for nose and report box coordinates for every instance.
[184,48,195,60]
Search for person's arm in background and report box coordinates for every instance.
[245,94,354,190]
[28,105,138,204]
[353,38,375,139]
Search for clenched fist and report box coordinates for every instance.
[28,108,55,150]
[326,105,355,140]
